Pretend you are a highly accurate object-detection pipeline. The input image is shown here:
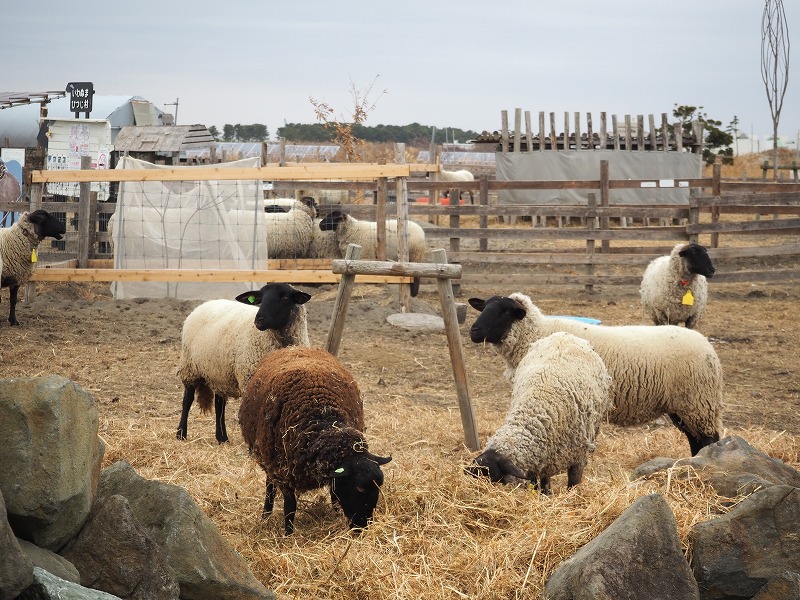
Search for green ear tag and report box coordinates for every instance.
[334,467,345,474]
[248,295,256,304]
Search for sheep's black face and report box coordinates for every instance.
[330,453,391,529]
[468,296,526,344]
[29,209,66,240]
[466,449,526,484]
[318,210,345,232]
[234,282,311,331]
[679,243,716,278]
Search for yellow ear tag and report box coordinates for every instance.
[31,248,37,263]
[682,289,694,306]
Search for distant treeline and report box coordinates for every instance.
[276,122,480,146]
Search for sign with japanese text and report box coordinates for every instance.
[66,82,94,116]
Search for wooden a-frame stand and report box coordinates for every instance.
[324,244,479,451]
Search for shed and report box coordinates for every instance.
[112,125,216,165]
[0,94,167,148]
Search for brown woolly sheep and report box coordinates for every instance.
[239,346,391,535]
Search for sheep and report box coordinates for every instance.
[318,210,428,295]
[263,196,318,219]
[0,210,66,326]
[238,346,392,535]
[176,282,311,443]
[468,292,724,456]
[640,242,716,329]
[467,332,613,494]
[307,217,342,259]
[264,205,314,259]
[439,168,475,204]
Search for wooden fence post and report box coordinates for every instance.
[711,160,722,248]
[600,160,610,252]
[432,248,479,451]
[77,155,92,268]
[479,175,489,252]
[375,177,387,260]
[585,192,596,294]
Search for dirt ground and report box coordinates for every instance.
[1,275,798,597]
[2,276,797,435]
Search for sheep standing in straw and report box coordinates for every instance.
[0,210,66,325]
[439,168,475,204]
[640,242,716,329]
[469,292,724,456]
[468,332,613,493]
[239,346,391,535]
[176,282,311,443]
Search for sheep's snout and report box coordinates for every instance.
[469,324,487,343]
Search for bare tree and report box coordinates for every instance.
[761,0,790,180]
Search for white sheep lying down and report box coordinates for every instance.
[640,242,716,329]
[469,292,724,456]
[468,332,613,493]
[176,282,311,443]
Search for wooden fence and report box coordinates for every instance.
[4,160,799,294]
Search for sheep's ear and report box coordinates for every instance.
[235,290,263,306]
[292,291,312,305]
[468,298,486,312]
[331,466,348,478]
[498,456,526,480]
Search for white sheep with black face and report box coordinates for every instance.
[467,332,613,494]
[176,282,311,443]
[469,292,725,457]
[0,210,66,326]
[640,242,716,329]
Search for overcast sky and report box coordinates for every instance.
[4,1,799,144]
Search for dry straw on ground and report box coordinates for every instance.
[101,397,799,599]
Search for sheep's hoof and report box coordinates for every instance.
[176,429,187,441]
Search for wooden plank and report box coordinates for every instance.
[550,112,557,150]
[449,252,659,266]
[77,156,92,268]
[563,112,570,150]
[457,270,800,287]
[325,244,362,356]
[612,115,620,151]
[501,110,509,153]
[332,259,461,279]
[525,110,533,153]
[574,112,581,151]
[30,268,412,284]
[424,227,687,241]
[432,248,479,451]
[687,219,800,234]
[662,113,670,151]
[31,163,412,183]
[637,115,645,150]
[648,114,657,151]
[625,115,633,151]
[599,112,607,149]
[514,108,522,153]
[538,111,545,152]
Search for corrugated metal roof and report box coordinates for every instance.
[0,91,66,109]
[113,125,215,152]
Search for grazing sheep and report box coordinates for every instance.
[469,292,724,456]
[239,346,392,535]
[439,168,475,204]
[468,332,613,494]
[0,210,66,325]
[264,205,314,259]
[318,210,428,295]
[640,242,716,329]
[176,282,311,443]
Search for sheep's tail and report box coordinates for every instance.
[196,383,214,414]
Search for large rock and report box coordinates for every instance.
[545,493,699,600]
[631,435,800,498]
[751,572,800,600]
[97,461,275,600]
[0,488,33,600]
[690,485,800,599]
[17,568,122,600]
[61,495,179,600]
[18,539,80,584]
[0,376,105,551]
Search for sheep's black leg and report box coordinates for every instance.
[214,394,228,443]
[410,277,420,297]
[540,476,552,495]
[263,482,276,516]
[176,384,195,440]
[567,464,584,488]
[8,285,20,326]
[685,315,697,330]
[282,487,297,535]
[669,413,720,456]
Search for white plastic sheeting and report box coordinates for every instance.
[111,156,267,300]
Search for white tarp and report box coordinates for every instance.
[111,156,266,299]
[495,150,702,205]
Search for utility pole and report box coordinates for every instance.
[165,98,179,125]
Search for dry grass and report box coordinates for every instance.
[101,393,800,599]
